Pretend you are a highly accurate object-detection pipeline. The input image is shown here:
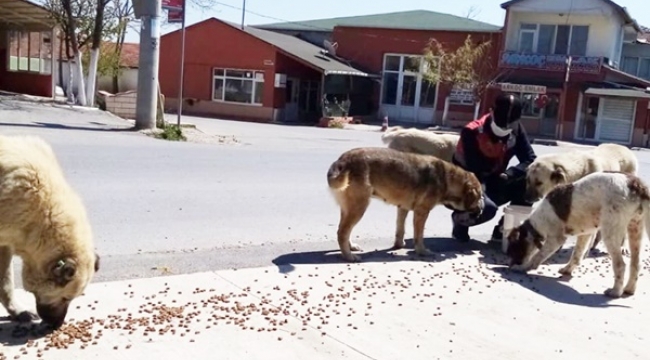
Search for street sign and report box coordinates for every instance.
[162,0,184,10]
[167,9,183,23]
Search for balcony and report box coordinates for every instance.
[498,51,604,74]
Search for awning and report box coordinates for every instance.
[584,87,650,99]
[0,0,55,31]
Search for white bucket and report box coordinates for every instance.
[501,205,534,254]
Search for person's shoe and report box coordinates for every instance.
[452,225,471,242]
[488,216,505,245]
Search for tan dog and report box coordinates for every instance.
[507,171,649,298]
[524,143,638,251]
[0,135,99,329]
[381,126,459,163]
[326,147,483,262]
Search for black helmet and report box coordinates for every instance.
[493,93,522,128]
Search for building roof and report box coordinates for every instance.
[253,10,502,33]
[102,42,140,68]
[500,0,643,33]
[218,20,371,77]
[0,0,55,31]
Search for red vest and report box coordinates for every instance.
[454,114,514,174]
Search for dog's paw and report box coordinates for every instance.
[510,264,530,273]
[558,264,575,277]
[393,239,405,250]
[350,243,363,252]
[604,287,624,298]
[415,247,434,257]
[623,284,637,296]
[341,253,361,262]
[9,309,39,323]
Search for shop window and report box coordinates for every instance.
[212,68,264,105]
[6,30,52,74]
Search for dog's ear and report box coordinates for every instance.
[550,166,566,184]
[51,258,77,287]
[94,253,100,272]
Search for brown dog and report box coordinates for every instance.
[327,147,484,262]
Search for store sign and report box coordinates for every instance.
[449,85,474,103]
[498,83,547,94]
[498,51,602,74]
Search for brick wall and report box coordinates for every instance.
[103,90,137,119]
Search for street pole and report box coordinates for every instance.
[135,0,161,130]
[557,56,572,140]
[176,1,187,127]
[241,0,246,29]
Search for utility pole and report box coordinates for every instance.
[176,0,187,127]
[135,0,161,130]
[241,0,246,29]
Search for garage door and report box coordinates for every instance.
[598,97,635,144]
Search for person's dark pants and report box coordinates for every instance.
[451,172,532,240]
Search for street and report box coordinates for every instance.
[0,99,649,282]
[2,99,650,359]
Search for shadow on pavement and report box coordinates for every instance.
[272,236,489,274]
[477,249,629,309]
[0,317,54,346]
[0,121,137,133]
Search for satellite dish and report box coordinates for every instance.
[323,40,338,57]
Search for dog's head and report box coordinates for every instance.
[525,162,567,203]
[505,220,544,266]
[21,215,99,329]
[445,172,484,215]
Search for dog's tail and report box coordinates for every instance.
[380,126,404,144]
[327,160,350,191]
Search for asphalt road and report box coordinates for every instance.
[2,98,650,283]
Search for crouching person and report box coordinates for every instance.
[450,94,537,244]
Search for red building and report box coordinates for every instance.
[159,10,503,125]
[485,0,650,146]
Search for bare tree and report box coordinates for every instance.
[86,0,112,106]
[464,5,481,20]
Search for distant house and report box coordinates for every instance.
[158,10,501,124]
[55,42,140,95]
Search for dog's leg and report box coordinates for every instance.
[624,218,643,296]
[589,231,602,253]
[413,209,433,256]
[394,207,408,249]
[0,246,38,322]
[337,197,370,262]
[602,224,628,298]
[513,239,564,273]
[559,234,592,276]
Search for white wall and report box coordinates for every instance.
[504,0,631,60]
[52,59,139,95]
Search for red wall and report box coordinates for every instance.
[332,26,501,113]
[159,19,277,108]
[0,49,52,97]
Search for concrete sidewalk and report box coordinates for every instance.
[1,246,649,359]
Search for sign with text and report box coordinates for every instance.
[498,83,547,94]
[167,9,183,23]
[162,0,184,10]
[498,51,602,74]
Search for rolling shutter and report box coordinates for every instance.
[598,97,635,144]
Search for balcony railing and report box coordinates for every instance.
[498,51,604,74]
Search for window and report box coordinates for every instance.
[7,30,52,74]
[621,56,650,80]
[381,54,439,107]
[381,72,399,105]
[517,24,589,56]
[212,68,264,105]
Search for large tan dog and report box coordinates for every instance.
[506,172,650,298]
[327,147,483,262]
[524,143,638,251]
[381,126,459,163]
[0,135,99,329]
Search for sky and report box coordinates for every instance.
[124,0,647,43]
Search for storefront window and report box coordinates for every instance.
[520,93,542,117]
[212,68,264,105]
